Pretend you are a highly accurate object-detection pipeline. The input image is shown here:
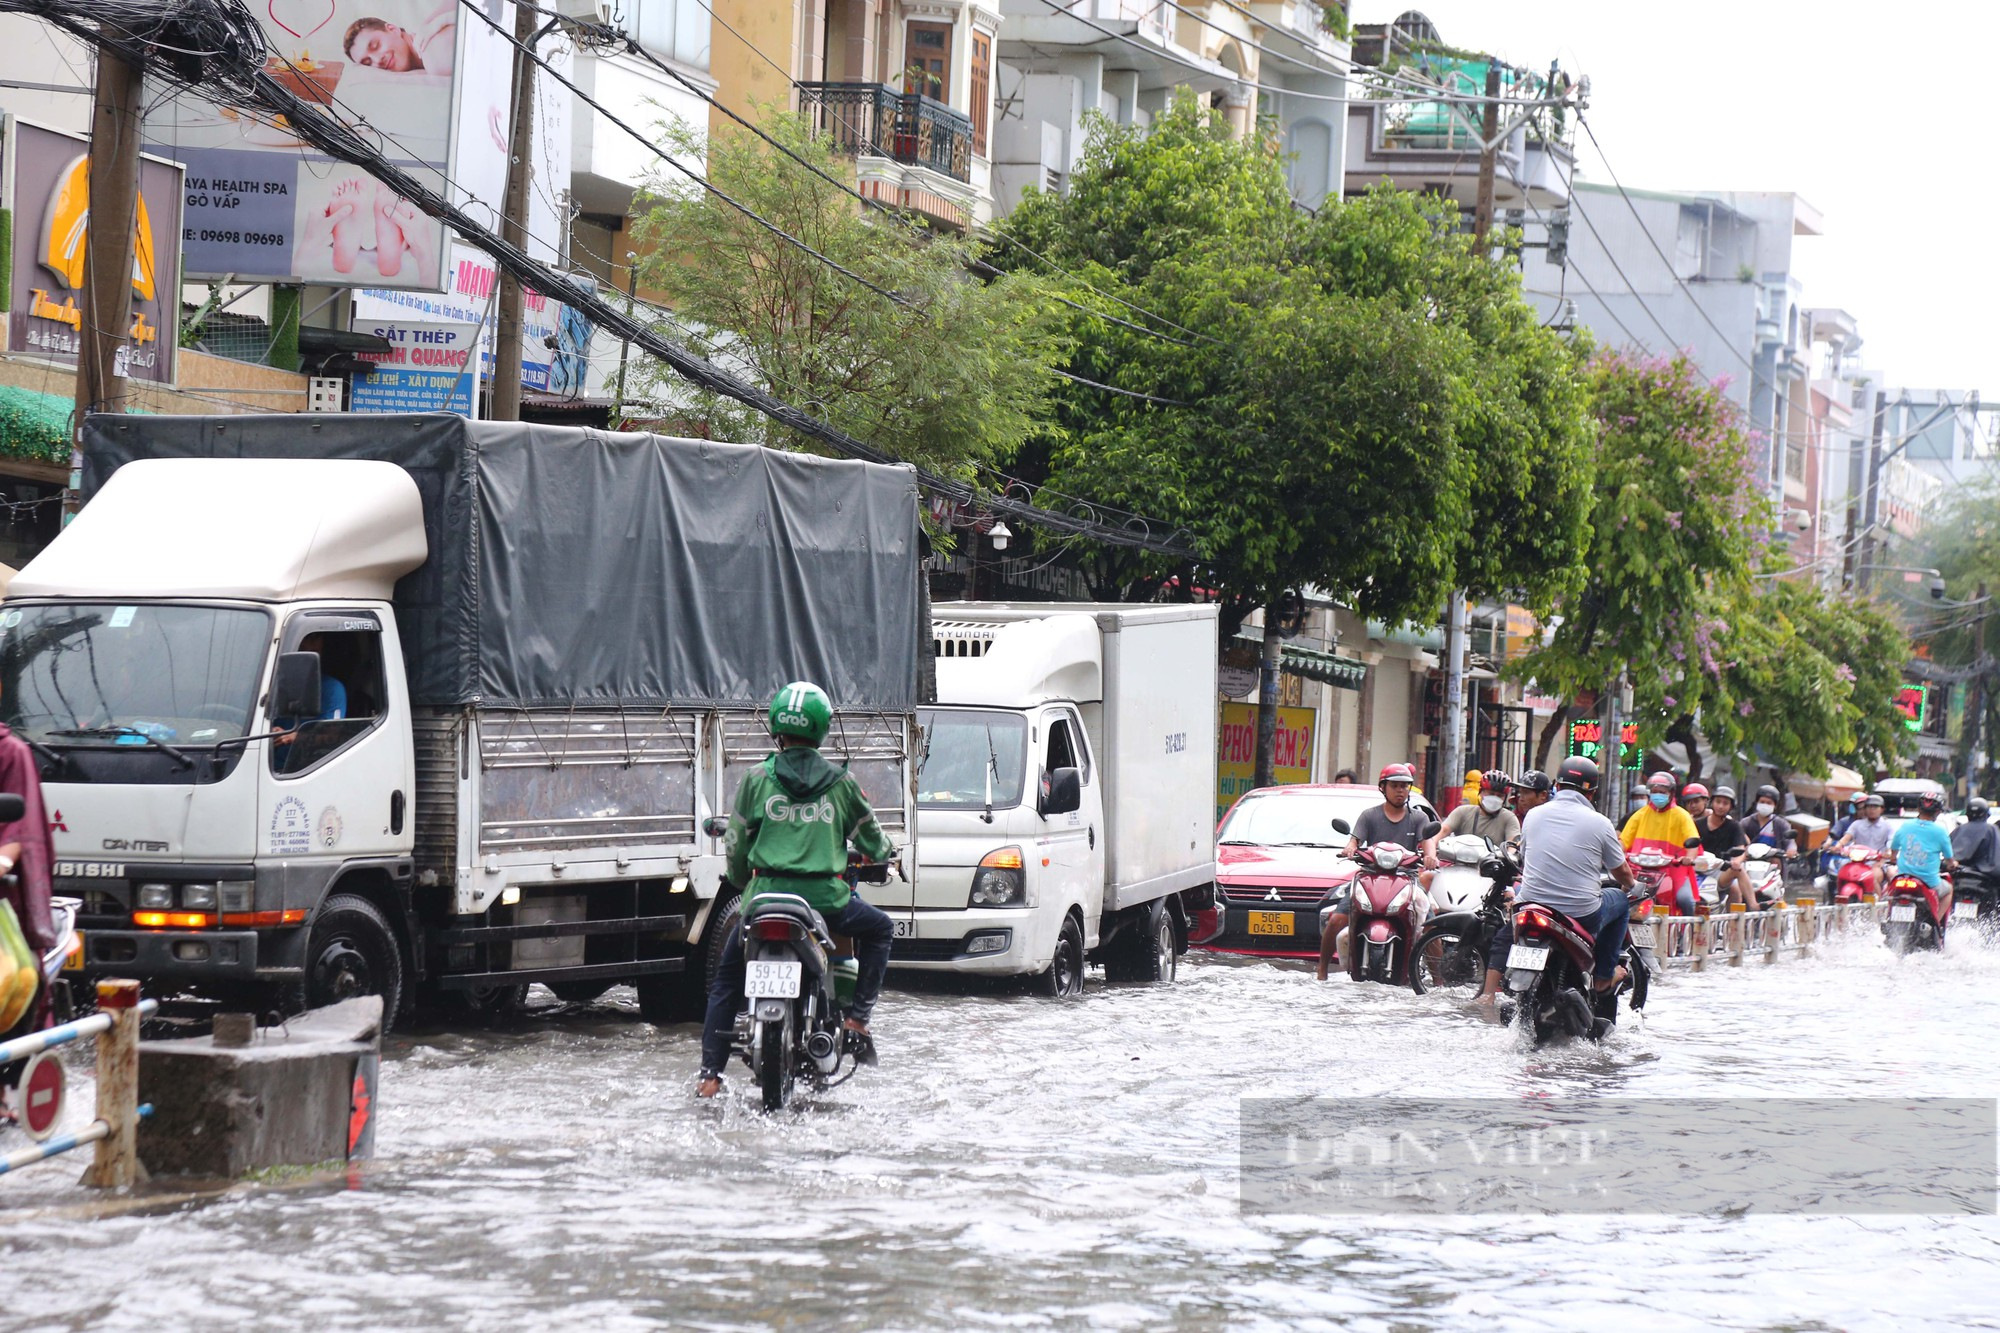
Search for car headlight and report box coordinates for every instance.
[969,846,1027,907]
[179,883,218,910]
[137,883,173,909]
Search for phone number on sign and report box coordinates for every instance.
[191,229,285,246]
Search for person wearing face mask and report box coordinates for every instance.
[1620,771,1701,913]
[1443,769,1521,843]
[1832,792,1893,857]
[1740,783,1797,857]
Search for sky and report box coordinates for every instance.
[1383,0,1998,397]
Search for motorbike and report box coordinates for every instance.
[704,816,885,1111]
[1,892,81,1134]
[1949,868,1998,936]
[1343,819,1443,986]
[1816,846,1887,906]
[1742,843,1789,908]
[1628,845,1696,915]
[1411,843,1519,993]
[1881,866,1947,954]
[1499,882,1650,1047]
[1429,833,1495,914]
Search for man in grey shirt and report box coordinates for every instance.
[1474,756,1636,1016]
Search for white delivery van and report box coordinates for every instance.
[876,603,1218,994]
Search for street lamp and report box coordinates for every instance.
[1853,564,1945,599]
[988,521,1011,552]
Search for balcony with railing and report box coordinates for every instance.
[798,82,974,184]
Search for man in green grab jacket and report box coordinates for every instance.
[698,681,897,1097]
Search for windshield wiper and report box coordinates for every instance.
[982,725,998,825]
[49,727,195,769]
[24,737,65,772]
[1272,841,1340,848]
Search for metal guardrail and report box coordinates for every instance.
[1639,901,1889,969]
[1,981,154,1183]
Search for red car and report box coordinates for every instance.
[1195,783,1439,959]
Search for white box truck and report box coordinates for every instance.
[11,414,922,1026]
[879,603,1218,992]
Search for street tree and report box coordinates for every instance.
[627,112,1068,477]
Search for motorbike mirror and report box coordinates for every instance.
[1420,820,1442,841]
[0,792,21,823]
[1685,836,1704,848]
[700,815,729,839]
[1329,817,1352,837]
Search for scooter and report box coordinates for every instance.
[1500,882,1650,1047]
[1430,833,1495,914]
[1344,820,1442,986]
[1881,865,1946,954]
[1817,847,1888,906]
[1743,843,1788,908]
[1411,843,1519,993]
[1949,869,1998,936]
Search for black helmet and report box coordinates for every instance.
[1969,797,1991,821]
[1515,769,1553,794]
[1919,790,1945,816]
[1556,755,1600,793]
[1755,784,1781,803]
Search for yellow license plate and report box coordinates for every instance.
[1247,910,1294,936]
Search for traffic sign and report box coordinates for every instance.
[18,1050,65,1141]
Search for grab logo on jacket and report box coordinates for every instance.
[764,794,837,824]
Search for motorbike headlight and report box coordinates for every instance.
[1373,846,1401,870]
[179,883,218,910]
[1388,885,1413,913]
[969,846,1027,907]
[137,883,173,909]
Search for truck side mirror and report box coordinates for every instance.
[701,815,729,839]
[1041,766,1081,817]
[0,793,23,823]
[271,652,322,721]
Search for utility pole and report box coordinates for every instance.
[1968,583,1988,803]
[1254,605,1283,790]
[1470,61,1501,252]
[75,41,144,433]
[1599,673,1626,820]
[490,3,543,422]
[1858,391,1889,595]
[1440,593,1468,810]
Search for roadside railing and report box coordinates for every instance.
[1641,900,1887,970]
[1,979,153,1184]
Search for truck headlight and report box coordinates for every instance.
[137,883,173,909]
[179,883,218,910]
[220,882,253,913]
[969,846,1027,907]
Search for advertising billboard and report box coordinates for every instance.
[140,0,492,288]
[1218,702,1317,821]
[1567,719,1640,770]
[5,118,183,386]
[348,319,476,413]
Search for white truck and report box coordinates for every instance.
[880,603,1218,993]
[9,414,923,1026]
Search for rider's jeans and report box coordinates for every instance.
[1487,887,1631,981]
[700,894,895,1076]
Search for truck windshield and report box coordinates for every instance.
[917,709,1028,809]
[0,602,271,745]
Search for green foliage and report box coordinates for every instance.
[1512,350,1766,736]
[992,98,1592,629]
[0,385,75,467]
[628,113,1069,477]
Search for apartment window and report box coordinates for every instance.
[970,30,990,155]
[905,21,951,102]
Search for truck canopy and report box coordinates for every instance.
[77,414,921,712]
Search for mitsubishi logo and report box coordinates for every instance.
[1265,887,1281,902]
[48,809,67,833]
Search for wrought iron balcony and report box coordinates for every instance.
[797,82,973,183]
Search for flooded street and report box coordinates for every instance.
[7,931,2000,1331]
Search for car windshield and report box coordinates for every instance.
[917,709,1028,809]
[1220,792,1384,848]
[0,602,271,745]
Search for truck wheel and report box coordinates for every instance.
[639,894,738,1024]
[1104,899,1176,984]
[436,981,529,1020]
[296,894,405,1023]
[1036,913,1086,998]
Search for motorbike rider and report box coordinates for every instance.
[1740,784,1797,857]
[1442,769,1520,844]
[1621,771,1700,914]
[1473,756,1637,1021]
[1948,796,1999,899]
[1509,769,1553,826]
[1832,792,1893,857]
[1317,762,1436,981]
[1888,790,1957,921]
[697,682,897,1099]
[1685,784,1754,912]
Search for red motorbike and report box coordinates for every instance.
[1882,866,1948,954]
[1629,846,1696,915]
[1500,891,1650,1046]
[1823,847,1887,905]
[1345,821,1441,987]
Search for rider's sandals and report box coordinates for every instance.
[695,1075,722,1099]
[842,1020,880,1067]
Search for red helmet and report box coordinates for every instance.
[1379,763,1416,787]
[1480,768,1510,792]
[1647,771,1677,791]
[1682,782,1710,799]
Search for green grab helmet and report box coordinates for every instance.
[768,681,833,745]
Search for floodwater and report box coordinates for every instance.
[5,928,2000,1331]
